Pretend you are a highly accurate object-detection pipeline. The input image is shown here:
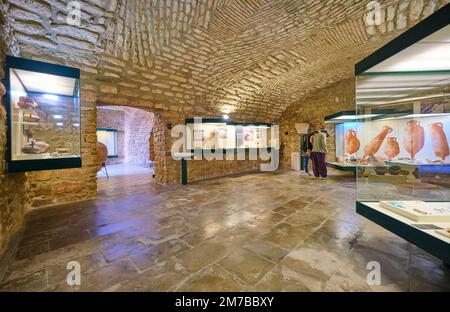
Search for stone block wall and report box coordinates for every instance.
[124,107,154,167]
[186,154,263,183]
[278,79,356,168]
[26,75,98,208]
[152,111,183,184]
[0,2,28,274]
[97,107,125,165]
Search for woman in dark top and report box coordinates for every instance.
[302,131,314,176]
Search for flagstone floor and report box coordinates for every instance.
[1,169,449,292]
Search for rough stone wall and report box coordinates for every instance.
[187,154,263,183]
[8,0,448,121]
[26,75,98,208]
[152,111,183,184]
[97,107,125,165]
[0,0,28,269]
[124,107,154,167]
[278,79,356,168]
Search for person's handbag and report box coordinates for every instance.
[305,149,312,158]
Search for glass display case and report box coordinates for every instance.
[185,119,273,151]
[325,110,373,175]
[4,56,81,172]
[355,7,450,265]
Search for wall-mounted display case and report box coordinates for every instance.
[4,56,81,172]
[355,5,450,265]
[185,119,274,151]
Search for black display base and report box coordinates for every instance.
[357,202,450,265]
[7,157,82,173]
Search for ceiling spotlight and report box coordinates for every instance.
[56,122,64,126]
[223,114,230,120]
[53,115,63,119]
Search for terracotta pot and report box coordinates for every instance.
[345,129,360,155]
[96,142,108,169]
[364,126,393,157]
[384,137,400,159]
[429,122,449,161]
[404,120,424,161]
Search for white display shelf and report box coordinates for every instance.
[379,201,450,222]
[360,202,450,244]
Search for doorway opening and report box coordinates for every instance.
[96,106,155,190]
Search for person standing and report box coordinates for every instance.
[301,131,313,176]
[310,127,328,179]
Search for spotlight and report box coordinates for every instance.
[223,114,230,120]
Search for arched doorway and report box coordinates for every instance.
[96,106,155,185]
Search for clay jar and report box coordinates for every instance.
[345,129,360,155]
[364,126,393,157]
[384,137,400,159]
[96,142,108,169]
[404,120,424,161]
[429,122,449,161]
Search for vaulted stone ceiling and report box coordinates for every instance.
[4,0,450,120]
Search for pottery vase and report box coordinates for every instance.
[429,122,449,161]
[364,126,393,157]
[384,137,400,159]
[345,129,360,155]
[404,120,424,161]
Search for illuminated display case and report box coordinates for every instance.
[185,119,274,151]
[325,110,367,174]
[355,6,450,265]
[4,56,81,172]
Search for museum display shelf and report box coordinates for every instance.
[355,6,450,265]
[178,119,277,185]
[4,56,81,172]
[185,118,275,151]
[357,201,450,265]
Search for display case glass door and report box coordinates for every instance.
[5,56,81,172]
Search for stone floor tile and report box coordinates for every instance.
[129,239,190,271]
[175,238,231,273]
[218,248,275,285]
[1,170,449,292]
[176,264,249,292]
[242,240,289,263]
[259,223,313,250]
